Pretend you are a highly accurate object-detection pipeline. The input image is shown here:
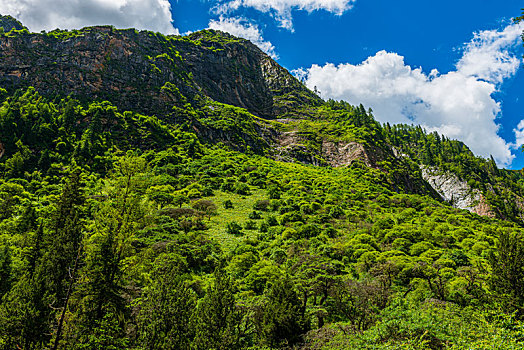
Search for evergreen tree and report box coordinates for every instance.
[489,231,524,316]
[43,169,85,302]
[137,266,196,350]
[192,268,242,350]
[258,275,307,347]
[0,272,49,350]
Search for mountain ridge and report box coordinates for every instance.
[2,16,524,349]
[1,18,523,221]
[0,25,320,119]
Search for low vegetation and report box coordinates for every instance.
[1,87,524,349]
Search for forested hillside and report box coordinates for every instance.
[1,15,524,349]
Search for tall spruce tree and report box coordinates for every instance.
[258,275,308,347]
[192,268,242,350]
[137,263,196,350]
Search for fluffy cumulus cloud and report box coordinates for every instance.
[208,16,277,58]
[513,120,524,152]
[300,22,524,167]
[0,0,178,34]
[216,0,355,31]
[457,24,523,83]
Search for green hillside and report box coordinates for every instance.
[0,18,524,349]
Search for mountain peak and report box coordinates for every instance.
[0,15,27,32]
[0,25,321,118]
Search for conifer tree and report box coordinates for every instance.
[258,275,307,347]
[192,268,242,350]
[137,265,196,350]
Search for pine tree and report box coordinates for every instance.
[192,268,242,350]
[488,231,524,316]
[43,169,85,302]
[258,275,307,347]
[137,267,196,350]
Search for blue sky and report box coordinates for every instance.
[170,0,524,168]
[2,0,523,168]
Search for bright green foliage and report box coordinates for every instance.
[1,84,524,349]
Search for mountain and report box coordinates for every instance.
[2,21,523,220]
[1,17,524,349]
[0,15,26,32]
[0,26,320,118]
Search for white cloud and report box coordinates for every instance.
[208,16,277,59]
[216,0,355,31]
[457,23,523,83]
[300,22,524,167]
[513,120,524,151]
[0,0,178,34]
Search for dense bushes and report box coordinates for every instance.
[1,87,524,348]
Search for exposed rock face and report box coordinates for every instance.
[473,195,495,218]
[0,26,319,119]
[321,141,379,168]
[276,131,382,167]
[0,26,191,115]
[184,31,321,118]
[274,131,324,165]
[421,166,495,216]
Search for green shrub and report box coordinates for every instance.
[248,211,262,220]
[226,221,243,235]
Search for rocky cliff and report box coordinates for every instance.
[0,25,320,119]
[421,166,495,217]
[0,15,26,32]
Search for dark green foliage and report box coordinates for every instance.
[257,275,307,347]
[74,312,129,350]
[489,231,524,315]
[248,210,262,219]
[268,186,281,199]
[137,261,196,350]
[227,221,243,235]
[244,220,257,230]
[0,276,48,349]
[192,269,242,350]
[0,246,12,298]
[253,200,270,211]
[43,169,85,302]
